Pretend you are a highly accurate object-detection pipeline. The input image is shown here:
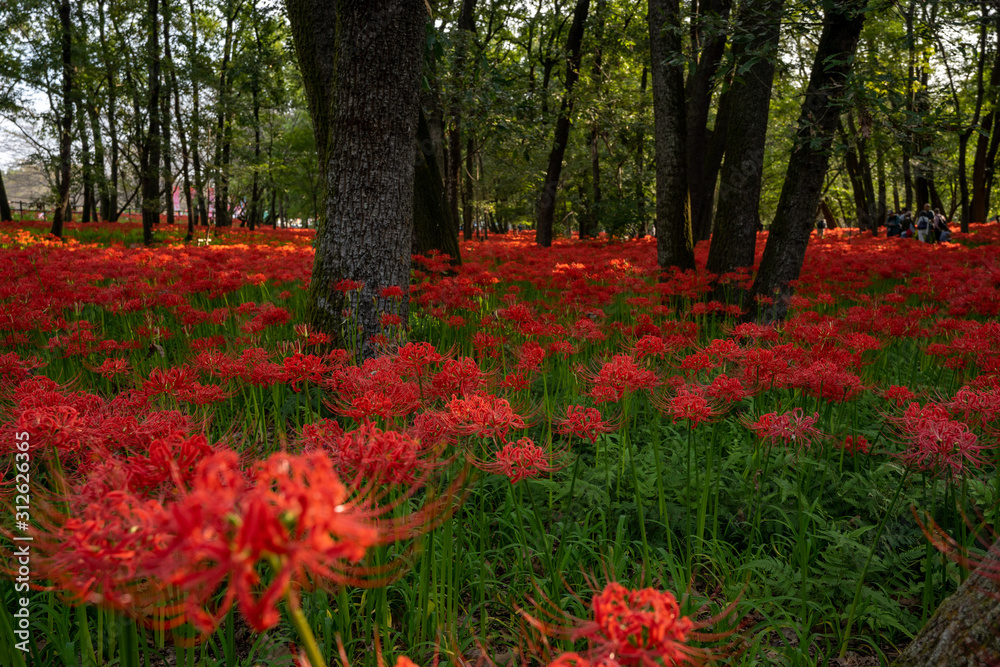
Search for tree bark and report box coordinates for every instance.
[649,0,694,270]
[414,110,461,262]
[448,0,477,239]
[0,170,11,222]
[706,0,782,285]
[635,66,648,238]
[687,0,732,242]
[141,0,161,245]
[166,0,194,240]
[970,8,1000,227]
[51,0,73,239]
[892,538,1000,666]
[535,0,590,247]
[745,0,867,323]
[287,0,426,358]
[214,1,236,228]
[97,0,119,222]
[161,0,174,228]
[581,0,607,240]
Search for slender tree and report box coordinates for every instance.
[50,0,73,238]
[745,0,868,323]
[140,0,161,246]
[648,0,694,270]
[535,0,590,247]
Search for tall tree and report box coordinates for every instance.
[648,0,695,270]
[535,0,590,247]
[706,0,783,285]
[686,0,733,242]
[449,0,477,241]
[50,0,73,239]
[140,0,161,245]
[287,0,426,357]
[745,0,868,323]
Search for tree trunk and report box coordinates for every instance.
[288,0,426,358]
[892,538,1000,666]
[706,0,782,285]
[649,0,694,270]
[635,66,648,238]
[463,133,474,240]
[161,0,174,228]
[0,170,11,221]
[214,2,236,228]
[51,0,73,239]
[97,0,119,222]
[970,9,1000,227]
[581,0,607,240]
[687,0,732,242]
[745,0,867,323]
[413,110,461,262]
[447,0,477,239]
[535,0,590,247]
[76,98,94,223]
[141,0,161,245]
[166,0,194,240]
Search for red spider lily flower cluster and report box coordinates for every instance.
[474,436,564,483]
[523,581,740,667]
[891,402,989,477]
[743,408,824,449]
[582,355,660,404]
[554,405,616,444]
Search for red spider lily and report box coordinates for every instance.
[841,435,870,456]
[554,405,616,444]
[325,423,444,485]
[522,580,741,667]
[380,285,406,299]
[280,353,329,392]
[882,384,917,405]
[473,436,564,483]
[333,279,364,293]
[430,357,487,398]
[301,418,345,449]
[743,409,824,449]
[92,357,131,379]
[395,342,444,380]
[442,393,527,441]
[704,374,748,406]
[654,385,720,427]
[582,355,660,404]
[891,402,989,477]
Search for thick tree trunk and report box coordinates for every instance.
[535,0,590,247]
[414,110,461,262]
[970,13,1000,227]
[745,0,866,323]
[649,0,694,270]
[0,171,11,221]
[141,0,161,245]
[51,0,73,239]
[581,0,607,240]
[288,0,425,358]
[687,0,732,242]
[706,0,782,285]
[892,538,1000,666]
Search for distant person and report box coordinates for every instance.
[915,204,933,242]
[815,217,827,238]
[899,210,914,238]
[886,210,901,237]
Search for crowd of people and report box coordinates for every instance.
[884,204,952,242]
[818,203,954,242]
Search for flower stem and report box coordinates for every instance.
[288,591,328,667]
